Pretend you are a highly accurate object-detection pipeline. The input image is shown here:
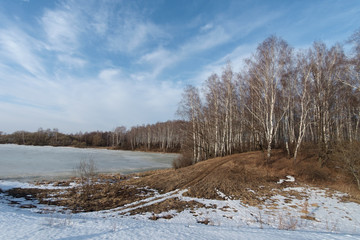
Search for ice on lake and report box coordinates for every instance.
[0,144,178,181]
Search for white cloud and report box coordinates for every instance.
[57,54,87,68]
[137,21,235,79]
[139,48,178,78]
[90,3,110,36]
[51,74,183,132]
[136,8,281,78]
[0,57,183,133]
[0,27,45,76]
[140,48,170,63]
[136,24,233,78]
[181,25,231,53]
[189,44,256,86]
[107,19,165,53]
[41,7,81,53]
[200,23,214,32]
[98,68,122,80]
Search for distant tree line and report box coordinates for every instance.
[177,30,360,165]
[0,120,185,153]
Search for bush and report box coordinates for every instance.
[172,152,193,169]
[75,158,97,184]
[295,162,330,183]
[73,158,99,203]
[332,142,360,191]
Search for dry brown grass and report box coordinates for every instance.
[123,151,289,206]
[125,197,206,216]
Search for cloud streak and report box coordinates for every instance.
[41,6,81,53]
[0,27,45,76]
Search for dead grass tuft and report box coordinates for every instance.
[300,215,317,221]
[197,218,211,225]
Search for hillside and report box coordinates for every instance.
[2,150,360,234]
[49,150,359,211]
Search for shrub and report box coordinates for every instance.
[332,142,360,191]
[74,158,98,203]
[172,152,193,169]
[295,162,330,183]
[75,158,97,184]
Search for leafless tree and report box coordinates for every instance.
[242,36,292,161]
[177,85,203,163]
[292,50,313,163]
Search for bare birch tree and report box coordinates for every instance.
[309,42,345,164]
[204,74,221,157]
[177,85,203,163]
[242,36,292,161]
[293,50,313,163]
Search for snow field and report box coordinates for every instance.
[1,180,360,239]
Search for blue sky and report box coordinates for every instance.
[0,0,359,133]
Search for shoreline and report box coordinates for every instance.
[0,143,181,154]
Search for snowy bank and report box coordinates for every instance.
[1,180,360,239]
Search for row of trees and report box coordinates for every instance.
[178,31,360,165]
[0,120,184,152]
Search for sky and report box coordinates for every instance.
[0,0,360,134]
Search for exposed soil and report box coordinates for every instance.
[125,197,207,216]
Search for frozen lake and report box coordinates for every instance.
[0,144,178,181]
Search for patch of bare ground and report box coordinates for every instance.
[6,150,360,214]
[6,188,55,202]
[124,197,207,217]
[56,184,155,212]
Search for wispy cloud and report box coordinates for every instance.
[98,68,122,81]
[138,6,283,78]
[106,18,166,53]
[40,1,168,55]
[41,6,81,53]
[200,23,214,32]
[0,27,45,76]
[189,45,255,86]
[136,24,233,79]
[57,54,87,68]
[182,25,231,53]
[138,47,178,78]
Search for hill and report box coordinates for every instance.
[6,150,359,211]
[2,150,360,237]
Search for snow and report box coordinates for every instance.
[277,175,296,184]
[0,180,76,191]
[1,180,360,240]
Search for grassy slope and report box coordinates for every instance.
[7,150,360,212]
[130,149,359,203]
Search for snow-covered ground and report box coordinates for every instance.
[1,180,360,240]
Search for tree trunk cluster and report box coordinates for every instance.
[178,33,360,164]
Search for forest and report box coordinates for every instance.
[177,32,360,166]
[0,121,184,153]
